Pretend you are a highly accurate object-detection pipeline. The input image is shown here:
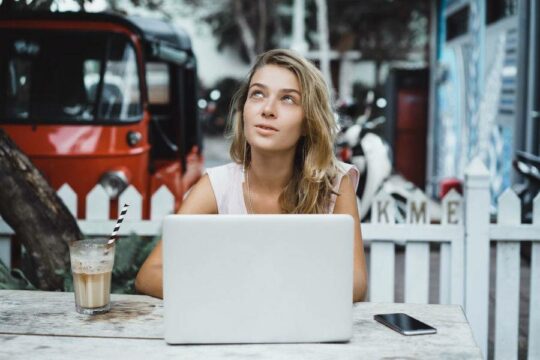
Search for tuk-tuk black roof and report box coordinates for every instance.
[1,11,192,51]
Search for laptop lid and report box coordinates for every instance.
[163,214,354,344]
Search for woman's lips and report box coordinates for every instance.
[255,124,278,132]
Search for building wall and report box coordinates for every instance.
[429,0,522,208]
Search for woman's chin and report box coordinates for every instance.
[249,142,297,155]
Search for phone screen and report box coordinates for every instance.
[374,313,437,335]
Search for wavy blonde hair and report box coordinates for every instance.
[227,49,340,214]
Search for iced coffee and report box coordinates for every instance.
[69,238,115,315]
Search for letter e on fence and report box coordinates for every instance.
[442,189,463,225]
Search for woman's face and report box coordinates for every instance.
[243,64,304,154]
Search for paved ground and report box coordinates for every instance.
[202,134,532,359]
[202,135,232,168]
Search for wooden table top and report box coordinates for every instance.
[0,290,482,359]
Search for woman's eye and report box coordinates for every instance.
[250,90,264,98]
[282,95,296,104]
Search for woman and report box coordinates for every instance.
[135,49,367,302]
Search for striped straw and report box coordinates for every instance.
[108,204,129,245]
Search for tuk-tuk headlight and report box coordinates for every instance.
[99,171,129,199]
[127,131,142,147]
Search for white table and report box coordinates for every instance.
[0,290,482,359]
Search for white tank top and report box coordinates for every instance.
[206,162,359,214]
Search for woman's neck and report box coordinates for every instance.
[248,149,295,194]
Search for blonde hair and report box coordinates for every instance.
[227,49,340,214]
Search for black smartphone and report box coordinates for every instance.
[374,313,437,335]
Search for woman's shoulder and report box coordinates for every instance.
[204,162,245,214]
[334,161,360,192]
[206,162,243,177]
[205,162,243,193]
[326,161,359,214]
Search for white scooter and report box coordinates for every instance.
[336,93,393,220]
[337,91,442,223]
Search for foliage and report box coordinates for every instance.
[1,233,159,294]
[110,233,160,294]
[325,0,429,62]
[0,258,36,290]
[1,0,430,65]
[0,0,88,11]
[179,0,429,64]
[194,0,285,62]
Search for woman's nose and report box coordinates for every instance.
[261,97,277,118]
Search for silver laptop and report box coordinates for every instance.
[162,214,354,344]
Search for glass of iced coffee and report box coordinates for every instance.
[69,238,115,315]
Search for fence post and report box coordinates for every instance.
[151,185,175,220]
[369,190,396,302]
[494,189,521,359]
[528,193,540,359]
[440,189,464,306]
[404,189,430,304]
[464,157,491,357]
[0,216,11,269]
[119,186,142,220]
[57,184,77,217]
[86,185,110,221]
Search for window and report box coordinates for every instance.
[146,62,175,159]
[97,36,141,120]
[446,6,469,41]
[0,30,142,124]
[6,57,32,119]
[487,0,518,24]
[146,62,170,105]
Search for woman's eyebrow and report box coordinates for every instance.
[249,83,267,89]
[281,89,301,95]
[249,83,300,95]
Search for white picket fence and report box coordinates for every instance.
[0,157,539,359]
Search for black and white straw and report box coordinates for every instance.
[108,204,129,245]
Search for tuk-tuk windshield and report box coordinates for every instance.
[0,30,142,124]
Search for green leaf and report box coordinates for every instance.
[0,258,36,290]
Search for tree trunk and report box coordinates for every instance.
[374,59,382,88]
[233,0,257,63]
[315,0,333,94]
[256,0,267,54]
[0,129,83,290]
[291,0,308,53]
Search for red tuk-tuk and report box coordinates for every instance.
[0,12,203,218]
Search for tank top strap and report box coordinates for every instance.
[328,162,360,214]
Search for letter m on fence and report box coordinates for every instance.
[407,190,429,224]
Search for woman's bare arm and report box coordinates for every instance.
[134,174,218,298]
[333,174,368,302]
